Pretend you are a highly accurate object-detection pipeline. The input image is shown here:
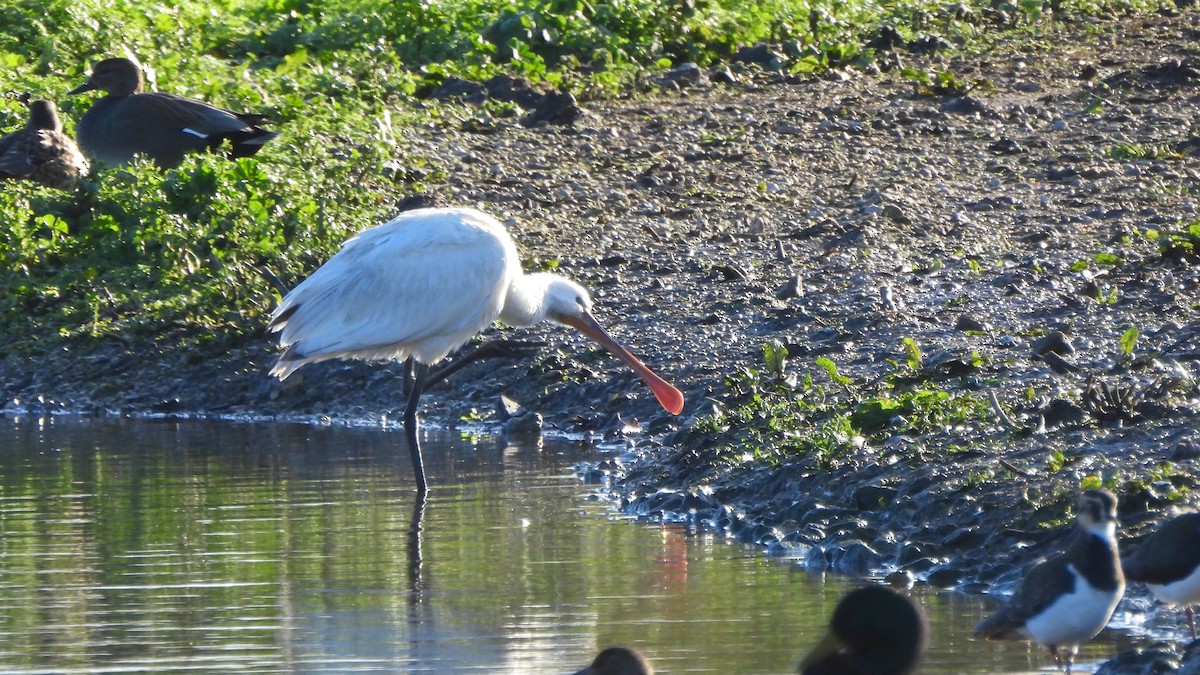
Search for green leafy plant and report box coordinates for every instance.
[901,337,923,371]
[693,335,993,472]
[1047,449,1067,472]
[762,340,789,378]
[1107,143,1182,161]
[1158,221,1200,262]
[816,357,852,386]
[1119,327,1138,358]
[901,67,973,95]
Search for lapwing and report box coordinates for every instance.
[974,489,1125,674]
[68,57,278,168]
[572,647,653,675]
[1122,511,1200,639]
[798,585,927,675]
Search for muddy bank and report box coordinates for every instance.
[4,10,1200,672]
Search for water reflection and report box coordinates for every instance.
[0,416,1155,673]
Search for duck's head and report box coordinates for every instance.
[572,647,653,675]
[25,99,63,132]
[69,57,144,97]
[799,586,927,675]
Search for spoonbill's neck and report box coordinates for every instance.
[500,273,575,327]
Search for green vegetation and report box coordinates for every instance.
[695,339,992,469]
[1069,251,1123,272]
[1153,220,1200,263]
[901,67,975,96]
[1106,142,1182,161]
[1119,326,1138,358]
[0,0,1171,359]
[1,154,385,354]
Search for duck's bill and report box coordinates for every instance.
[562,312,685,415]
[797,630,842,672]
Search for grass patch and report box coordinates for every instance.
[1106,142,1183,161]
[0,0,1172,373]
[693,341,992,469]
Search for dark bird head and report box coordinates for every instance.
[572,647,653,675]
[799,586,927,675]
[69,57,144,97]
[25,99,63,132]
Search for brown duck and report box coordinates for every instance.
[0,99,89,189]
[68,57,278,168]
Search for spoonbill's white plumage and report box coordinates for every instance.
[269,207,684,492]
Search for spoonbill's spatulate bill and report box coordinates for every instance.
[269,207,684,493]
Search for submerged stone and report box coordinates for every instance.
[1093,644,1180,675]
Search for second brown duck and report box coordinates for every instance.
[0,98,89,189]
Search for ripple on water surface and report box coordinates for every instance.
[0,416,1159,673]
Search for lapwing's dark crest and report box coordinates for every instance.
[799,585,927,675]
[974,489,1124,675]
[1122,511,1200,639]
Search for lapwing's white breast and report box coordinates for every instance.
[1023,564,1122,647]
[1148,562,1200,607]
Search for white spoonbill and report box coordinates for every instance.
[268,207,685,493]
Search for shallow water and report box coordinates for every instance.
[0,416,1156,673]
